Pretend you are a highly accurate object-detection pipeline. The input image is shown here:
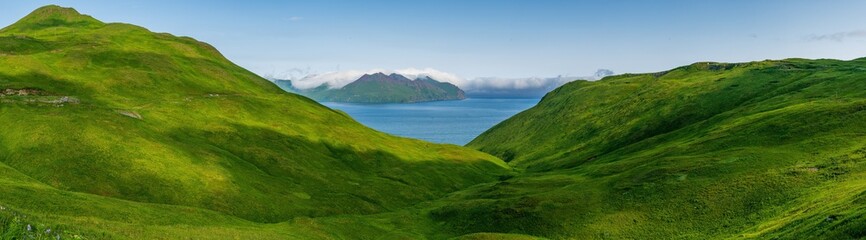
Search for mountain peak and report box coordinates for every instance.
[297,72,465,103]
[30,5,81,16]
[2,5,103,32]
[358,72,412,82]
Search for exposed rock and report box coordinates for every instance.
[46,96,80,104]
[1,88,44,96]
[117,110,142,119]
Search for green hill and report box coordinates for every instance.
[0,5,508,239]
[287,73,466,103]
[460,59,866,238]
[5,4,866,240]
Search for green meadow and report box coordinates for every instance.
[2,5,866,239]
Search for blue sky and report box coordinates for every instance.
[2,0,866,79]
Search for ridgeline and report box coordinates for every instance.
[2,5,866,239]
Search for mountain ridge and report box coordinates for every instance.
[276,72,466,103]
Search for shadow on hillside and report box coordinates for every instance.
[93,123,510,223]
[0,72,94,99]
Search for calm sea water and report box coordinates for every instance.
[323,98,540,145]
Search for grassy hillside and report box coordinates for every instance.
[298,73,466,103]
[461,58,866,238]
[0,5,509,238]
[6,5,866,240]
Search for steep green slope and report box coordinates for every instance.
[459,58,866,238]
[300,73,466,103]
[0,5,508,238]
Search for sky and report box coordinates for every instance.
[2,1,866,86]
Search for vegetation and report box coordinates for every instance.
[1,205,77,240]
[3,5,866,239]
[465,59,866,238]
[278,73,466,103]
[0,5,507,239]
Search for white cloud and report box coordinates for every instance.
[287,68,610,97]
[392,68,466,87]
[806,30,866,42]
[465,77,570,91]
[288,16,303,21]
[290,68,464,90]
[292,69,380,89]
[462,76,589,98]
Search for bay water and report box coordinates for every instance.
[323,98,539,145]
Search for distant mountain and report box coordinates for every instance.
[593,68,615,79]
[279,72,466,103]
[273,79,297,92]
[274,69,615,100]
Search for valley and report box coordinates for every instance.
[2,4,866,240]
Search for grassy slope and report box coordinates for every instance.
[460,59,866,238]
[6,5,865,240]
[0,5,509,238]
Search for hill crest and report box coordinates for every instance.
[2,5,103,32]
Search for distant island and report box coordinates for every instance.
[274,72,466,103]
